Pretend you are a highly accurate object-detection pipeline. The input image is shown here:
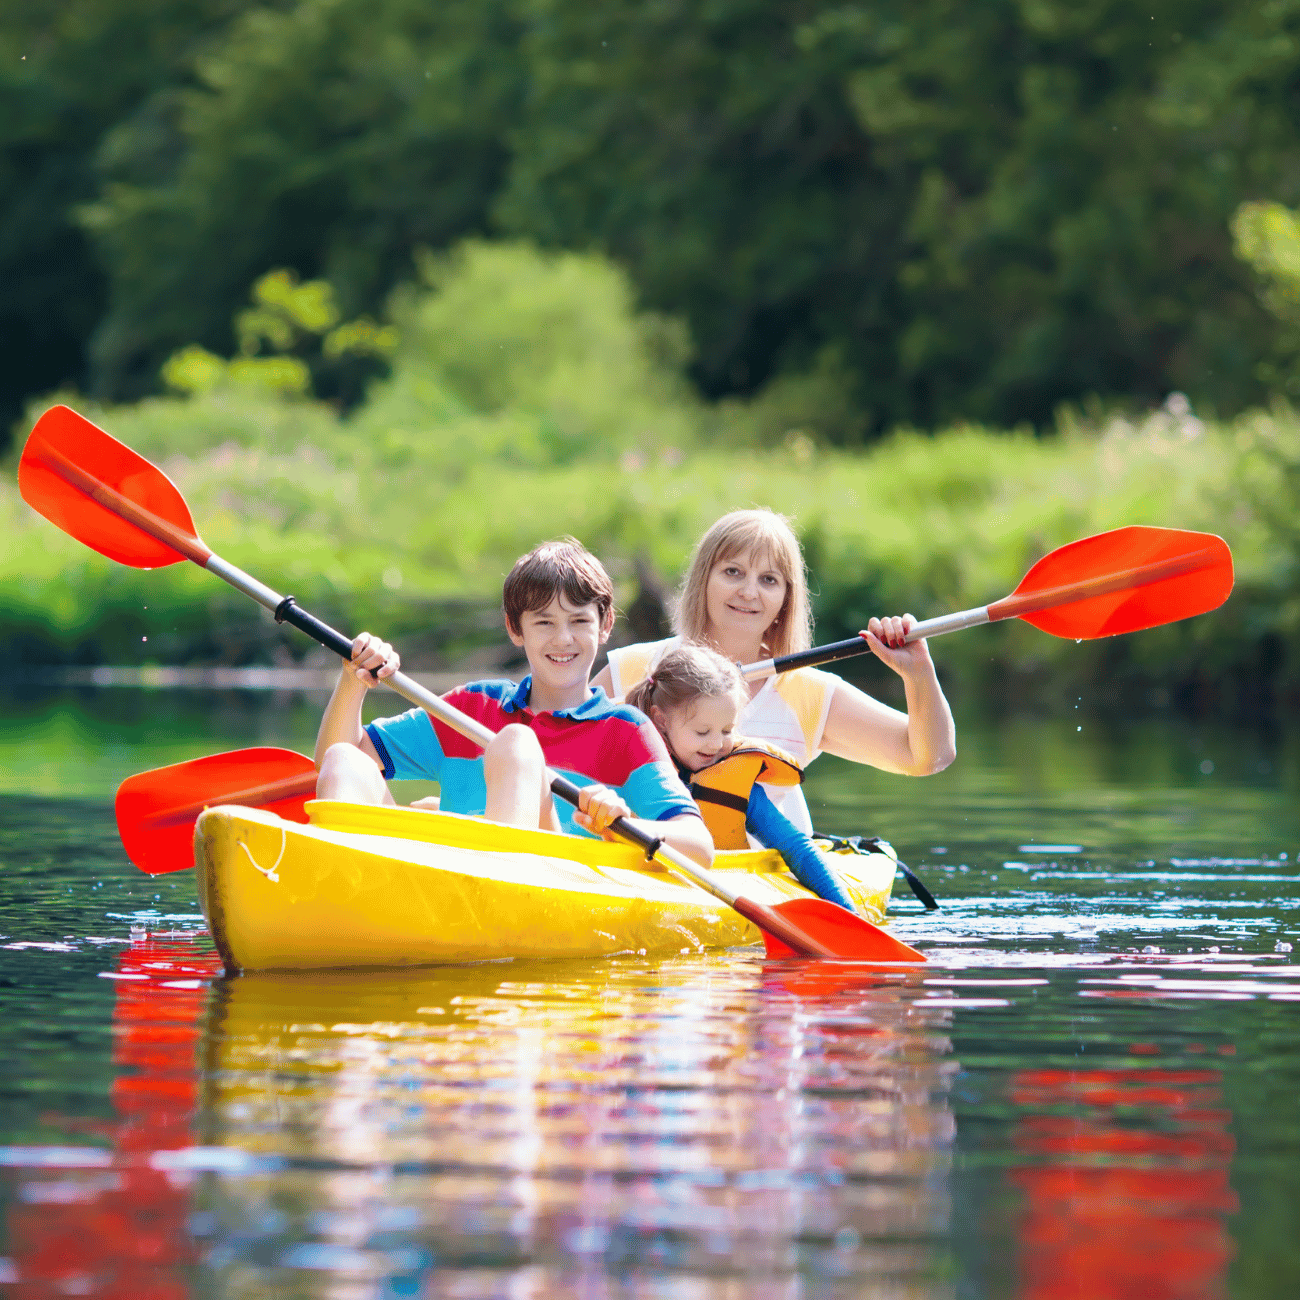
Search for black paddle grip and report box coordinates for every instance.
[771,635,870,674]
[548,773,662,859]
[274,596,356,662]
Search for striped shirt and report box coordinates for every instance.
[365,676,699,837]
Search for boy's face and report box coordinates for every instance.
[508,595,611,699]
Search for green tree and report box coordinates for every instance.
[80,0,523,402]
[501,0,1296,431]
[0,0,251,443]
[1234,200,1300,398]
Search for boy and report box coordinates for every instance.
[314,539,714,868]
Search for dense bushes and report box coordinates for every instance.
[3,242,1297,714]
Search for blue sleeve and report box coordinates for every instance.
[364,708,446,781]
[619,759,703,823]
[746,784,859,914]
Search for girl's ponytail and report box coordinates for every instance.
[624,674,656,714]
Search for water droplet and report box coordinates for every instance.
[1276,940,1293,953]
[1200,759,1214,775]
[1076,725,1082,731]
[1142,945,1161,954]
[1075,638,1082,644]
[141,636,147,642]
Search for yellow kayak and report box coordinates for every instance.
[194,800,898,971]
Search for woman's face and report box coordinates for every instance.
[704,548,788,646]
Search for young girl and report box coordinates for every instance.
[625,644,860,914]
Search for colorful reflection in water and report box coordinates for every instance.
[4,939,220,1298]
[195,960,956,1293]
[1010,1063,1237,1300]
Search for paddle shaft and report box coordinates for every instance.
[741,545,1224,681]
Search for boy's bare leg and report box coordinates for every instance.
[317,742,396,806]
[483,725,559,830]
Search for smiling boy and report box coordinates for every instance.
[314,539,714,867]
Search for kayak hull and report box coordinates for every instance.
[194,800,898,972]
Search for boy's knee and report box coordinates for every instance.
[484,724,544,770]
[318,743,386,803]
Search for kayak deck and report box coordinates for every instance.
[195,800,898,971]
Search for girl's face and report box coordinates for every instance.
[704,547,788,646]
[655,693,740,773]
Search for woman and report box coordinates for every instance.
[592,509,956,832]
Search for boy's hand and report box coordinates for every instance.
[573,784,632,839]
[348,631,399,686]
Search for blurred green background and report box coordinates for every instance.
[5,0,1300,714]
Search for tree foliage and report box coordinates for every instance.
[4,0,1300,447]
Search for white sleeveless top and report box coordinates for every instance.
[606,637,838,834]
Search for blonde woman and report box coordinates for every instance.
[592,509,956,832]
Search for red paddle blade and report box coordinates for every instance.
[116,748,317,875]
[18,405,206,568]
[761,898,925,962]
[995,526,1233,640]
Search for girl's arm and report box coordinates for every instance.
[746,785,859,913]
[818,616,956,775]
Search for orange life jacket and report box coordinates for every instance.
[685,740,804,850]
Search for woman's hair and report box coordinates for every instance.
[625,644,745,719]
[674,509,812,657]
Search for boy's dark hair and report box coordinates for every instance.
[502,538,616,635]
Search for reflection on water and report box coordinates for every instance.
[1010,1065,1236,1300]
[3,939,221,1297]
[1,692,1299,1295]
[196,960,955,1294]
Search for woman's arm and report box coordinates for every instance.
[818,616,956,775]
[591,664,615,696]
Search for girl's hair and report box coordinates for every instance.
[625,644,745,718]
[674,509,812,658]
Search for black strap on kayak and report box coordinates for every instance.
[818,834,940,910]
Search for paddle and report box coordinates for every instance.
[116,748,317,875]
[20,404,921,963]
[741,525,1234,680]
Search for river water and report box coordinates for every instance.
[1,687,1298,1298]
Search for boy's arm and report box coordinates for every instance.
[313,632,398,769]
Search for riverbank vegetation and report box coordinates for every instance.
[3,240,1299,717]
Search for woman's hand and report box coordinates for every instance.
[573,783,632,839]
[348,631,399,686]
[861,614,932,679]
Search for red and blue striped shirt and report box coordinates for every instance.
[365,677,699,836]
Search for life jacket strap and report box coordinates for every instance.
[690,785,750,815]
